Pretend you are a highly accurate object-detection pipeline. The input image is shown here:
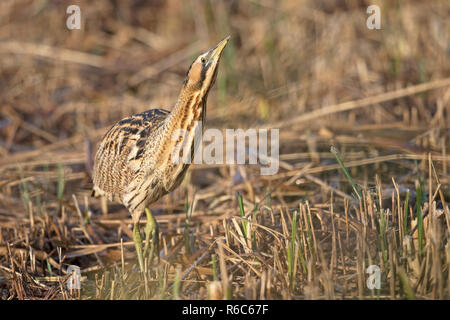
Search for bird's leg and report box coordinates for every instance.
[133,220,145,273]
[143,208,159,265]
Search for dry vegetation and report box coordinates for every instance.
[0,0,449,300]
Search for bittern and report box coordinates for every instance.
[92,36,230,271]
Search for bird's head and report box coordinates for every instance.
[183,35,230,95]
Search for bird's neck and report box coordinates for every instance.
[167,88,207,132]
[157,87,207,176]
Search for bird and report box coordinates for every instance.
[91,36,230,271]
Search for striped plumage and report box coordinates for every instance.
[92,36,230,228]
[92,109,170,212]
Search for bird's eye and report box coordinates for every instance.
[200,57,206,64]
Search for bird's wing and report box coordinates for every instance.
[92,109,170,201]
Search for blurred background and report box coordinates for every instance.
[1,0,448,144]
[0,0,449,300]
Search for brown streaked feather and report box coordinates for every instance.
[92,109,170,203]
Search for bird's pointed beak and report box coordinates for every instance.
[207,35,231,65]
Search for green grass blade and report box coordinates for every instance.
[237,192,247,239]
[331,146,362,200]
[403,189,410,235]
[57,163,65,201]
[288,211,298,286]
